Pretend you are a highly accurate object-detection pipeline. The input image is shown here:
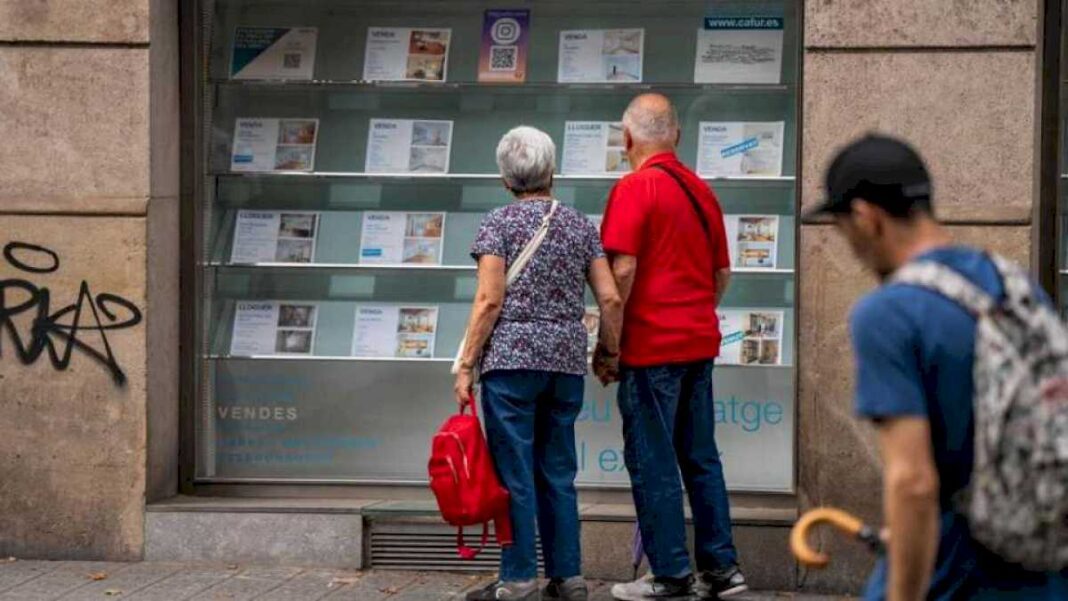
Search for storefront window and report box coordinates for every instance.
[193,0,801,491]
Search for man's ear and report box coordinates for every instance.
[674,128,681,148]
[852,199,883,237]
[623,128,634,151]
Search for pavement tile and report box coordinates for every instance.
[193,566,303,601]
[0,561,63,593]
[123,566,241,601]
[0,562,129,601]
[57,562,181,600]
[257,569,355,601]
[391,572,484,600]
[321,570,421,600]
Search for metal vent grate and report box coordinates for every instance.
[369,521,542,572]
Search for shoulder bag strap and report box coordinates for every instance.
[652,164,714,248]
[451,200,559,375]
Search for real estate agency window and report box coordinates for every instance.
[190,0,801,492]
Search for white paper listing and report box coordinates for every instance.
[359,211,446,265]
[230,211,319,264]
[352,305,439,359]
[719,309,783,366]
[230,301,318,356]
[363,27,451,82]
[693,17,783,84]
[696,121,784,177]
[561,122,630,176]
[365,119,453,174]
[726,215,779,270]
[230,118,319,173]
[558,29,644,83]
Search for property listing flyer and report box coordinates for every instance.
[230,26,318,80]
[365,119,453,174]
[696,121,784,177]
[558,29,644,83]
[363,27,451,82]
[231,211,319,264]
[478,9,530,83]
[719,310,784,366]
[726,215,779,269]
[694,17,783,84]
[359,211,446,265]
[230,301,318,356]
[230,118,318,172]
[352,305,439,359]
[561,121,629,175]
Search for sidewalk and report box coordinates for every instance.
[0,560,855,600]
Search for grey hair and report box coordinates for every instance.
[496,126,556,194]
[622,96,679,144]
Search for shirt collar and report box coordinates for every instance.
[637,151,680,171]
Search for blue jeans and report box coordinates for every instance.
[618,360,738,578]
[481,370,584,581]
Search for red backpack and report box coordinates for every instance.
[428,395,513,558]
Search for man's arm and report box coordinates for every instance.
[714,268,731,306]
[878,416,940,601]
[608,253,638,307]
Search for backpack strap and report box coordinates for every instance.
[456,522,490,560]
[988,253,1036,306]
[891,261,995,316]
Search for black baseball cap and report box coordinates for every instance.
[806,134,933,218]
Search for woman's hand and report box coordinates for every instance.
[454,367,475,407]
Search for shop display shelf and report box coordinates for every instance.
[206,262,795,276]
[211,78,794,95]
[211,170,796,183]
[204,353,796,368]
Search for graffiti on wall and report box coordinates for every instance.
[0,242,143,385]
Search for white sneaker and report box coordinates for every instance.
[610,574,694,600]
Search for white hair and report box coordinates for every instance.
[496,126,556,194]
[622,96,679,144]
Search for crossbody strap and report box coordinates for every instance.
[652,164,715,269]
[451,200,559,375]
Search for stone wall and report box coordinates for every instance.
[0,0,179,559]
[798,0,1040,592]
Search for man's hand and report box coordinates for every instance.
[592,344,620,385]
[453,367,474,407]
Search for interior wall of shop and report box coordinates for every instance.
[798,0,1040,592]
[0,0,180,559]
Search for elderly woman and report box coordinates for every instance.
[455,126,623,601]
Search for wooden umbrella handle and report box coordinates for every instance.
[790,507,867,568]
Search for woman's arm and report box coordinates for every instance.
[589,256,623,385]
[453,255,507,404]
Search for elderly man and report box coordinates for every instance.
[595,94,746,600]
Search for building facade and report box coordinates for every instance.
[0,0,1057,594]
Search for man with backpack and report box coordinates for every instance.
[809,134,1068,600]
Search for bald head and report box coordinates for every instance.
[622,93,680,146]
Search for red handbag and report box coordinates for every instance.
[428,394,513,558]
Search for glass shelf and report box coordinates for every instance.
[205,354,796,368]
[206,261,796,276]
[212,78,795,95]
[214,171,796,182]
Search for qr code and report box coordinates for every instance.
[283,53,302,69]
[489,45,517,72]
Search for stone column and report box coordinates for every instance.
[798,1,1040,592]
[0,0,179,559]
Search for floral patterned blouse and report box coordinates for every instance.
[471,198,605,376]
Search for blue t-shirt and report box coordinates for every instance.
[851,246,1068,600]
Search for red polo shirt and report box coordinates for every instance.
[601,152,730,367]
